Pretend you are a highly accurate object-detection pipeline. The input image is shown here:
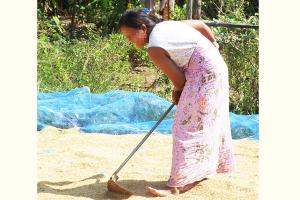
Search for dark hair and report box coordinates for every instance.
[118,8,162,39]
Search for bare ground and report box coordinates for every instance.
[37,126,258,200]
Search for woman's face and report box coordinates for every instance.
[120,25,148,48]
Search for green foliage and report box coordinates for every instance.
[38,32,144,93]
[172,4,187,20]
[212,14,259,114]
[38,30,174,102]
[127,45,151,69]
[202,0,258,20]
[38,9,69,42]
[38,0,143,35]
[52,16,65,34]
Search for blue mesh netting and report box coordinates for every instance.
[37,87,259,140]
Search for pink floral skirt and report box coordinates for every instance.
[167,45,236,187]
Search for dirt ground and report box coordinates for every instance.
[37,126,258,200]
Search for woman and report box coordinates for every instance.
[118,8,235,197]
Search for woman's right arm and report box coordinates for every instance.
[147,47,186,91]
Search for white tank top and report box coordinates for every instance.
[148,21,212,67]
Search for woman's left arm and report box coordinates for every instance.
[181,20,219,48]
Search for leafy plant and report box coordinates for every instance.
[212,13,259,114]
[38,32,143,93]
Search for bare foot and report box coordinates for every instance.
[147,178,207,196]
[147,186,179,197]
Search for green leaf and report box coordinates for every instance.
[52,16,64,34]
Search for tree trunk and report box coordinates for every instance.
[159,0,175,11]
[186,0,202,19]
[160,0,175,20]
[142,0,175,20]
[186,0,193,19]
[219,0,224,15]
[193,0,201,19]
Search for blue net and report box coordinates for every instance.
[38,87,259,140]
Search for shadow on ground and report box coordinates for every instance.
[38,174,167,199]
